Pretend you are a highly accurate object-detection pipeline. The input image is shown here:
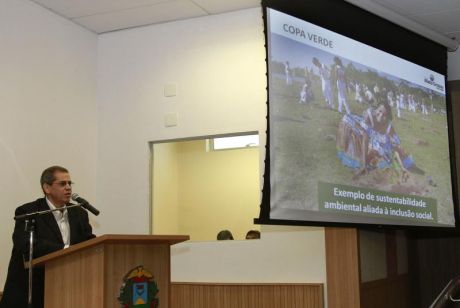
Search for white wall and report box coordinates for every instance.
[172,227,326,283]
[0,0,97,287]
[448,48,460,81]
[96,7,327,287]
[96,8,267,234]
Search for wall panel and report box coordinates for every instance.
[171,282,323,308]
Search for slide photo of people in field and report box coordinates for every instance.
[267,9,454,227]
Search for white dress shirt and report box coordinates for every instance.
[46,198,71,248]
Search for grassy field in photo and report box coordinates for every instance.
[270,75,454,225]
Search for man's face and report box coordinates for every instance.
[43,171,72,207]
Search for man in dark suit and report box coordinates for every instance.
[0,166,95,308]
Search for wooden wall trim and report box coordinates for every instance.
[171,282,324,308]
[173,282,323,286]
[325,227,361,308]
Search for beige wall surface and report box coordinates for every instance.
[153,139,260,241]
[153,142,181,235]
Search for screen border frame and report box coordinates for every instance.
[256,0,459,231]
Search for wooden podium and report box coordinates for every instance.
[32,234,189,308]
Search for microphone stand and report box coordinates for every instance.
[14,204,82,308]
[24,217,34,308]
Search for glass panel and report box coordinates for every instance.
[212,134,259,150]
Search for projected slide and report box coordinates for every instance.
[267,8,454,227]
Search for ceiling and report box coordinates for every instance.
[29,0,261,33]
[371,0,460,43]
[30,0,460,49]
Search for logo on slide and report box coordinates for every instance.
[424,73,444,92]
[118,265,159,308]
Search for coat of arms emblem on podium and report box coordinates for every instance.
[118,265,159,308]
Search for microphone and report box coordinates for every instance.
[71,193,100,216]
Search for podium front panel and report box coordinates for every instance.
[38,235,188,308]
[44,243,105,307]
[104,243,170,308]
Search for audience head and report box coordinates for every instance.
[245,230,261,240]
[217,230,234,240]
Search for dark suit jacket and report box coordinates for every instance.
[0,198,95,308]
